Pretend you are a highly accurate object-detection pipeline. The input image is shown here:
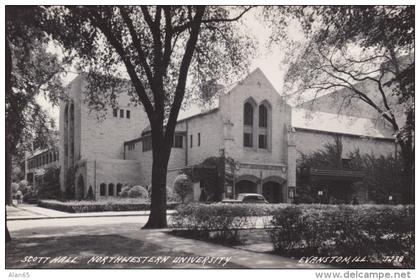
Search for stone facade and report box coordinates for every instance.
[59,74,148,199]
[55,68,396,203]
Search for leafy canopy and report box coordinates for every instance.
[42,6,256,120]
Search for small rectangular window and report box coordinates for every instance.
[120,109,124,118]
[174,135,183,148]
[244,133,253,147]
[126,110,130,119]
[198,133,201,146]
[113,109,118,117]
[259,134,267,149]
[190,135,193,148]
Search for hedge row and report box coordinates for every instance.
[170,203,287,243]
[39,199,180,213]
[170,203,414,267]
[269,204,414,268]
[171,203,288,228]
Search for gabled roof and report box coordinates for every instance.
[292,108,395,139]
[141,68,274,134]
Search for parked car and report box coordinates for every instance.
[221,193,269,204]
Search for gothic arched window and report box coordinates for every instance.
[243,100,256,148]
[100,183,106,196]
[258,102,271,149]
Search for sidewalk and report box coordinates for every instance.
[6,204,176,221]
[123,229,330,269]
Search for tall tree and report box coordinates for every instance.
[265,6,414,203]
[6,6,68,241]
[42,6,255,228]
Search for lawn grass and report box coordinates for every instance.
[6,234,243,269]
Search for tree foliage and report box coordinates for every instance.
[6,6,67,153]
[38,166,61,199]
[173,174,193,203]
[6,6,69,209]
[264,6,414,203]
[297,137,404,204]
[41,6,255,227]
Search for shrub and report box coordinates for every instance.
[173,174,193,203]
[11,183,19,195]
[17,181,32,195]
[119,186,132,198]
[38,199,179,213]
[170,203,287,244]
[38,167,60,199]
[23,191,38,204]
[18,180,28,190]
[128,185,149,198]
[86,186,94,200]
[166,186,180,202]
[269,204,414,268]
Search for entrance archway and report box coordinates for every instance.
[235,180,258,195]
[76,175,85,200]
[262,181,282,203]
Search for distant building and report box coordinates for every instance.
[24,147,60,188]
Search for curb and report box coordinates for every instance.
[7,212,175,221]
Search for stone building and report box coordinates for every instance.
[25,147,60,188]
[44,68,397,202]
[123,69,295,203]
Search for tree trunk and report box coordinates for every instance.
[6,225,12,243]
[6,138,13,206]
[142,147,169,229]
[399,141,414,204]
[6,37,13,243]
[6,39,13,206]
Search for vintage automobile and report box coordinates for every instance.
[221,193,269,204]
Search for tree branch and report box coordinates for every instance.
[87,8,154,116]
[173,6,252,33]
[165,7,205,151]
[119,7,154,87]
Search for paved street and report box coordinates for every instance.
[6,204,329,269]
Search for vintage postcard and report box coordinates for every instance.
[4,1,415,279]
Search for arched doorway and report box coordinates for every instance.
[262,181,282,203]
[235,180,257,195]
[76,175,85,200]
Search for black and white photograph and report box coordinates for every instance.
[3,1,416,277]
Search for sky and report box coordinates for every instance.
[37,7,299,125]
